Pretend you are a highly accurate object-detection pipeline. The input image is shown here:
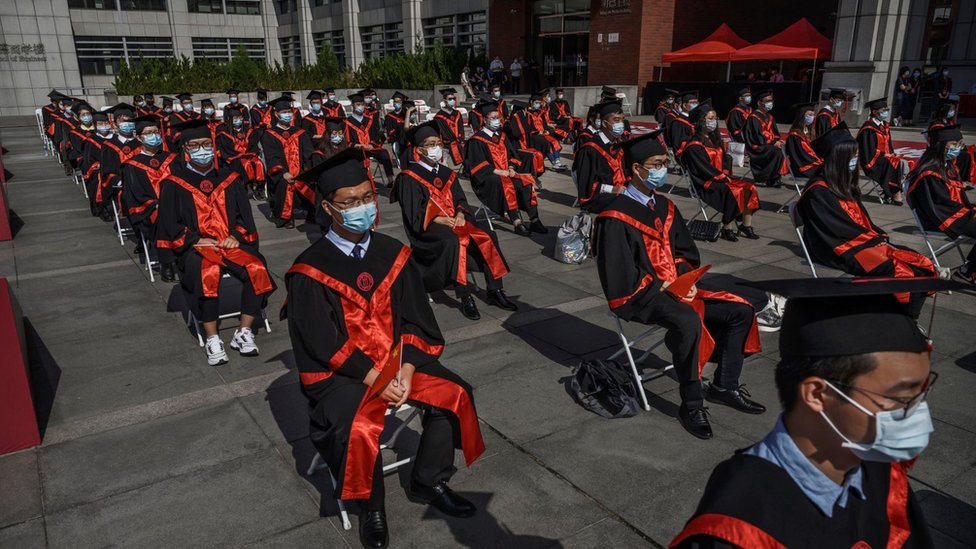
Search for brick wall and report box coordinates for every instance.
[488,0,530,67]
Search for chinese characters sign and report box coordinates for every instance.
[0,43,47,62]
[599,0,631,16]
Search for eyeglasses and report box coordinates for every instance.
[331,192,375,209]
[184,141,213,152]
[641,161,668,170]
[140,130,161,137]
[827,371,938,420]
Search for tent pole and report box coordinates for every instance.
[809,52,817,102]
[726,61,731,82]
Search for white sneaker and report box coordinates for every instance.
[756,306,782,333]
[206,336,229,366]
[230,327,259,356]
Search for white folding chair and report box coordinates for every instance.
[473,203,498,232]
[665,149,688,194]
[777,148,804,214]
[140,232,159,283]
[110,198,133,246]
[35,108,52,156]
[185,273,273,347]
[788,202,818,278]
[307,404,423,530]
[904,179,971,269]
[338,100,352,116]
[615,92,633,117]
[607,311,674,412]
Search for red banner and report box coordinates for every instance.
[0,278,41,454]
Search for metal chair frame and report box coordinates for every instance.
[903,179,971,269]
[607,311,675,412]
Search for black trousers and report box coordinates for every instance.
[197,265,264,323]
[644,295,752,408]
[367,148,394,177]
[453,243,504,298]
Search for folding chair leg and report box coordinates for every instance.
[614,316,652,412]
[112,201,125,246]
[328,468,353,530]
[142,233,156,283]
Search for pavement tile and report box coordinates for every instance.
[0,517,46,549]
[241,519,350,548]
[555,516,655,549]
[916,486,976,548]
[0,450,42,528]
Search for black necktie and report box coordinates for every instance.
[352,245,364,260]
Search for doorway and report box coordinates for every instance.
[533,0,589,88]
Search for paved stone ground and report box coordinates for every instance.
[1,118,975,549]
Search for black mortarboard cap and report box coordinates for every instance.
[170,119,211,144]
[161,96,174,107]
[475,100,500,117]
[226,88,240,95]
[106,103,135,118]
[323,87,336,94]
[325,117,345,132]
[392,91,407,100]
[745,277,962,358]
[92,112,109,122]
[200,98,214,107]
[828,88,847,99]
[810,121,854,158]
[665,88,681,97]
[601,86,617,96]
[282,91,296,98]
[296,148,369,196]
[47,89,66,100]
[621,129,667,166]
[306,90,323,101]
[596,99,624,117]
[408,121,441,146]
[793,102,815,114]
[143,92,155,98]
[224,105,246,117]
[680,90,699,103]
[928,124,963,143]
[348,93,365,103]
[865,97,888,110]
[271,96,293,110]
[510,100,528,113]
[530,90,545,101]
[439,88,458,97]
[757,89,774,100]
[176,93,193,101]
[72,101,94,113]
[737,87,751,96]
[132,114,161,132]
[256,88,268,97]
[689,100,713,124]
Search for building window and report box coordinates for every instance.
[361,25,384,59]
[311,0,328,6]
[278,0,297,14]
[69,0,166,9]
[279,35,302,67]
[192,37,266,61]
[313,30,345,66]
[225,0,260,14]
[74,36,173,76]
[423,12,486,49]
[188,0,223,13]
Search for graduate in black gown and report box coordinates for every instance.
[654,89,679,127]
[262,96,316,228]
[285,149,486,549]
[724,87,752,144]
[925,98,974,183]
[573,100,628,213]
[681,101,760,242]
[432,88,466,166]
[546,87,582,141]
[672,277,950,549]
[82,112,113,215]
[249,88,273,127]
[96,103,141,221]
[743,89,786,187]
[784,103,823,178]
[465,101,547,236]
[216,105,266,199]
[301,90,329,148]
[907,124,976,287]
[796,123,935,319]
[382,91,408,159]
[321,87,346,119]
[594,131,765,440]
[667,91,698,153]
[121,115,178,281]
[396,122,516,320]
[345,92,395,180]
[815,88,846,138]
[156,119,276,366]
[857,97,908,204]
[574,104,600,154]
[64,102,95,171]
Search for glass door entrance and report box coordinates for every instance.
[533,0,589,88]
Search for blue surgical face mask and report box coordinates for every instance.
[189,147,213,166]
[229,96,238,104]
[233,117,243,127]
[353,105,364,115]
[330,133,343,144]
[393,102,402,111]
[142,133,162,147]
[118,121,135,134]
[946,146,963,160]
[804,114,815,125]
[278,111,293,123]
[611,121,625,137]
[97,125,112,135]
[849,157,859,172]
[203,107,214,116]
[447,99,456,108]
[164,107,173,114]
[327,95,336,102]
[532,102,542,110]
[878,110,890,122]
[258,99,268,107]
[644,166,669,189]
[947,109,956,119]
[743,96,752,105]
[821,381,934,463]
[488,118,502,131]
[80,114,93,125]
[763,101,774,111]
[913,71,920,77]
[705,120,718,132]
[493,90,501,99]
[182,103,194,112]
[332,201,377,234]
[310,103,322,112]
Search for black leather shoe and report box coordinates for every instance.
[529,219,548,234]
[133,242,144,256]
[719,228,738,242]
[766,179,783,188]
[161,263,177,283]
[678,405,713,440]
[460,296,481,320]
[513,222,531,237]
[706,384,767,415]
[358,510,389,549]
[486,290,517,311]
[737,225,759,240]
[409,480,476,518]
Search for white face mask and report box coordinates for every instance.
[424,145,443,164]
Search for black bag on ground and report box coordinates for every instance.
[686,219,721,242]
[568,359,640,418]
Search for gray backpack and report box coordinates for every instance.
[554,211,593,264]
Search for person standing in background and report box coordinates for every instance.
[510,57,523,94]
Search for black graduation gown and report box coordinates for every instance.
[261,124,315,219]
[97,135,140,206]
[82,133,111,212]
[572,132,625,213]
[398,161,509,291]
[465,129,538,219]
[383,110,407,163]
[166,110,201,150]
[507,109,556,161]
[249,104,273,127]
[321,101,345,119]
[654,103,671,126]
[215,123,264,166]
[301,112,329,147]
[743,110,785,183]
[682,136,759,225]
[856,119,901,193]
[667,113,695,153]
[121,149,177,245]
[928,120,974,183]
[815,107,840,138]
[724,105,751,143]
[156,162,275,302]
[785,130,823,178]
[433,109,466,164]
[797,179,934,277]
[671,453,933,549]
[66,125,95,168]
[284,233,484,499]
[907,168,976,240]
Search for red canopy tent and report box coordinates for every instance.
[661,23,750,63]
[730,19,832,99]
